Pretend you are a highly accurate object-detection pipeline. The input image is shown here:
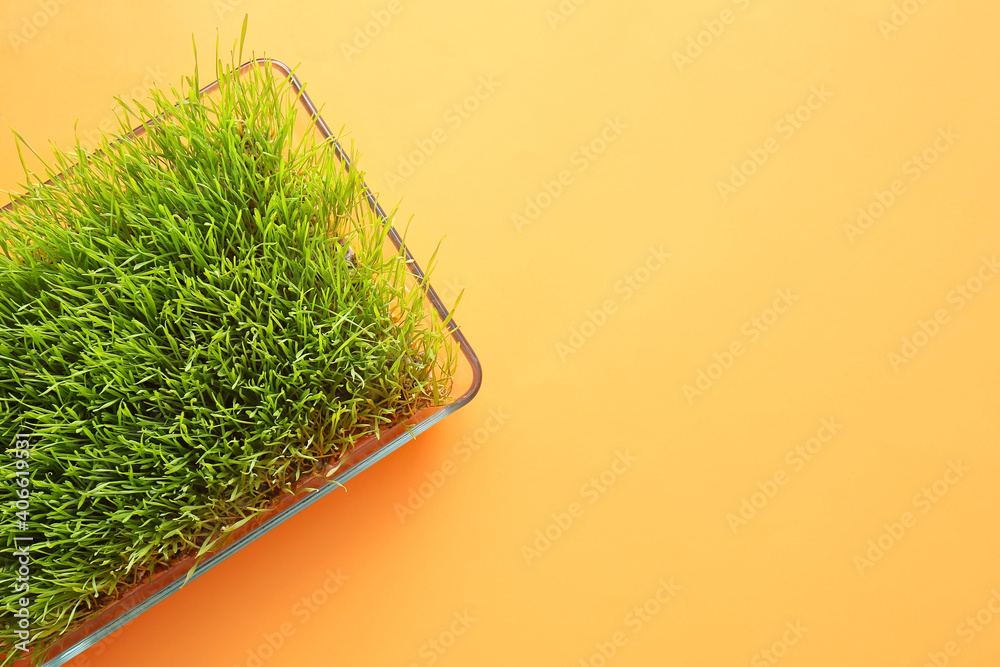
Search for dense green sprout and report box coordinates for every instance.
[0,50,455,664]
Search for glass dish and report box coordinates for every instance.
[1,58,482,667]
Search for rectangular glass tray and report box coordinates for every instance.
[1,58,482,667]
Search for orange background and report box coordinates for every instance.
[2,1,1000,665]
